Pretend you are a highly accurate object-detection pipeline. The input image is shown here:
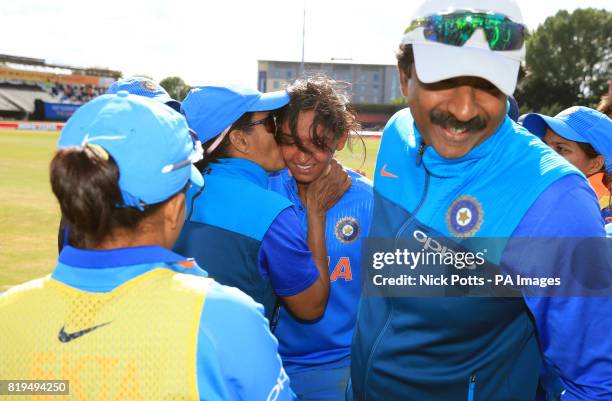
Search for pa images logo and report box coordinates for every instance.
[335,217,360,244]
[446,195,484,238]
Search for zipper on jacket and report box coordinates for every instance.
[396,140,429,240]
[361,298,394,401]
[467,374,476,401]
[361,141,430,400]
[395,170,430,241]
[416,141,426,166]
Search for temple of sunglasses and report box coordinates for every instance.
[405,10,527,51]
[242,114,277,133]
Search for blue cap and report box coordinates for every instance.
[523,106,612,172]
[107,77,181,112]
[181,85,289,144]
[58,91,203,210]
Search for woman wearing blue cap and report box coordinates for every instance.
[523,106,612,223]
[0,91,295,400]
[175,85,350,326]
[57,76,183,251]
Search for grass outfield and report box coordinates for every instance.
[0,129,61,291]
[336,135,381,179]
[0,129,380,290]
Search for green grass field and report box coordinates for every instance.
[0,129,380,290]
[0,129,61,291]
[336,135,381,179]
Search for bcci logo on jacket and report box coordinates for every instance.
[335,217,360,244]
[446,195,484,238]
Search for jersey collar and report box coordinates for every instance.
[277,168,301,200]
[58,245,192,268]
[53,246,204,292]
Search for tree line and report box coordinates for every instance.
[515,8,611,116]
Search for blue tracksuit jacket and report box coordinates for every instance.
[350,110,611,401]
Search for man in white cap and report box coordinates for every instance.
[350,0,611,400]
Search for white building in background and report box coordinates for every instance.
[257,60,402,105]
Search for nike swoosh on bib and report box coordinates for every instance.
[58,321,111,343]
[380,164,398,178]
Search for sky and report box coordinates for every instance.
[1,0,610,88]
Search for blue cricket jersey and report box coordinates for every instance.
[50,245,296,401]
[350,110,612,401]
[269,168,373,374]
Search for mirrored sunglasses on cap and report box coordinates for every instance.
[405,10,527,51]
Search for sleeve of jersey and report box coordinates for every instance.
[196,282,296,401]
[504,175,612,401]
[258,207,321,297]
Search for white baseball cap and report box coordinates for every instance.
[402,0,526,96]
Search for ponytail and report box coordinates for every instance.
[50,145,164,247]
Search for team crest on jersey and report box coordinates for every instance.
[140,79,159,93]
[446,195,484,238]
[335,217,360,244]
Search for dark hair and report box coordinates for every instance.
[276,75,361,156]
[396,44,415,75]
[576,141,601,160]
[50,145,167,247]
[576,141,606,175]
[195,112,255,172]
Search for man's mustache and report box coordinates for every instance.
[430,110,487,132]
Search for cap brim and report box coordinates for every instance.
[248,90,290,112]
[522,113,587,142]
[189,164,204,188]
[413,43,520,96]
[521,114,547,137]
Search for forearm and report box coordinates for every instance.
[306,209,330,289]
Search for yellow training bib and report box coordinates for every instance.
[0,268,209,401]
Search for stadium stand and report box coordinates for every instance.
[0,83,56,113]
[0,89,22,119]
[0,54,120,121]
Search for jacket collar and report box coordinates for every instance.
[208,158,269,189]
[418,117,512,178]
